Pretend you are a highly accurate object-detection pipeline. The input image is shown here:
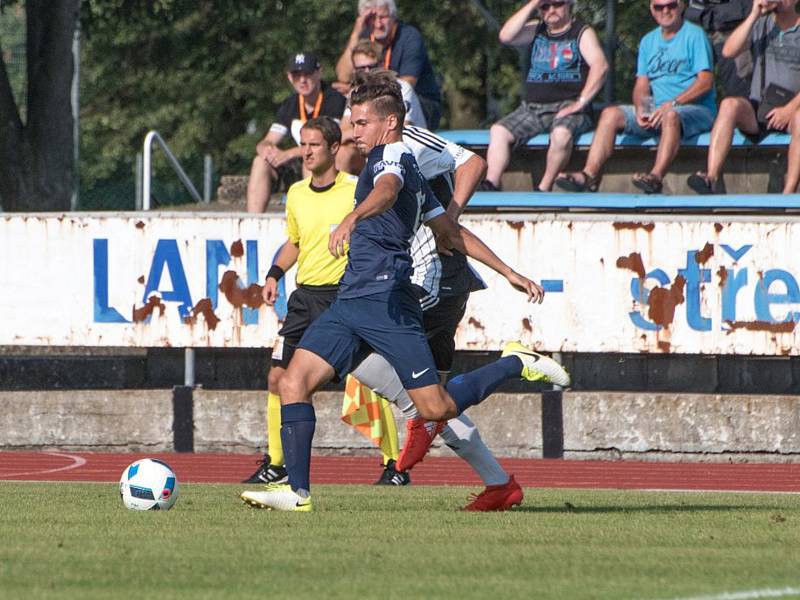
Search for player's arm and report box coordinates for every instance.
[426,214,544,303]
[262,240,300,306]
[329,173,401,257]
[448,154,487,220]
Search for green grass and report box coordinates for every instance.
[1,483,799,600]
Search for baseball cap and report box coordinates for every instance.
[287,52,321,74]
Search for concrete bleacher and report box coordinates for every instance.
[438,129,792,196]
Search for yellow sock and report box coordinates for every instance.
[380,398,400,466]
[267,391,284,466]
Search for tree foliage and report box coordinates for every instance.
[3,0,655,210]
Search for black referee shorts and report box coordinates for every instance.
[422,292,469,373]
[271,284,338,369]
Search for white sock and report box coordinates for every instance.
[440,414,508,486]
[350,352,420,419]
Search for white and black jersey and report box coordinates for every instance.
[402,126,486,310]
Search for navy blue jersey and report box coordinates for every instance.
[338,141,444,299]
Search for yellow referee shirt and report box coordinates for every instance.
[285,171,357,286]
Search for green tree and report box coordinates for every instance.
[0,0,80,212]
[4,0,654,211]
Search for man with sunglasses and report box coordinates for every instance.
[557,0,716,194]
[481,0,608,193]
[335,0,443,129]
[351,40,427,127]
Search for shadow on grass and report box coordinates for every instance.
[513,504,778,514]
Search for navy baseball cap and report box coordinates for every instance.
[287,52,321,74]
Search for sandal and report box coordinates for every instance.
[632,172,663,194]
[554,171,601,193]
[687,173,726,195]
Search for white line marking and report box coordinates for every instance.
[661,586,800,600]
[0,452,87,479]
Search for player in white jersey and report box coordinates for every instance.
[348,122,525,511]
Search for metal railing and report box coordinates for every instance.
[136,130,212,211]
[137,130,214,386]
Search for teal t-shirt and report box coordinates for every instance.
[637,20,717,115]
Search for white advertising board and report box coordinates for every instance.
[1,213,798,355]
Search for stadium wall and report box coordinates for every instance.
[3,212,800,461]
[3,213,800,354]
[1,389,798,462]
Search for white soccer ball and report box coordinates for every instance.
[119,458,179,511]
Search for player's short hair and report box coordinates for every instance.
[349,76,406,125]
[351,39,383,62]
[358,0,397,17]
[301,116,342,148]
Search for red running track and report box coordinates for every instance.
[1,451,798,492]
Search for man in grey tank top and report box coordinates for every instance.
[688,0,800,195]
[480,0,608,193]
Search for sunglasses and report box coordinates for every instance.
[652,2,679,12]
[354,63,380,72]
[540,1,567,11]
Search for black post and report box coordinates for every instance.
[541,390,564,458]
[172,385,194,452]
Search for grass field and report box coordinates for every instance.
[1,482,798,600]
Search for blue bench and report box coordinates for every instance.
[466,191,800,211]
[436,129,792,149]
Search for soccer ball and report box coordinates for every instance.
[119,458,179,511]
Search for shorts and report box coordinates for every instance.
[297,284,440,390]
[618,104,715,140]
[422,292,469,373]
[274,157,303,192]
[496,100,595,150]
[271,285,338,369]
[742,99,787,144]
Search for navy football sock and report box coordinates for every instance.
[280,403,316,495]
[445,356,521,415]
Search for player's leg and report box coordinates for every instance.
[442,415,523,512]
[241,348,333,512]
[351,352,510,487]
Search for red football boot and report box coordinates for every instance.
[461,475,524,512]
[396,417,446,472]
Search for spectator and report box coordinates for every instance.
[481,0,607,192]
[351,40,428,127]
[686,0,754,98]
[335,0,443,129]
[688,0,800,194]
[246,52,353,213]
[557,0,716,194]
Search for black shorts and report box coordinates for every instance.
[271,284,338,369]
[422,292,469,373]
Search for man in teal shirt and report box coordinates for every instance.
[556,0,716,194]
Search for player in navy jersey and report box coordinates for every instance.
[240,78,570,512]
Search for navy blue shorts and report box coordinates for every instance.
[297,285,440,389]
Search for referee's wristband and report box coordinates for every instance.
[266,265,285,282]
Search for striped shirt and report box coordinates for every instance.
[402,126,485,309]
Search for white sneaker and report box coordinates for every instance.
[240,483,312,512]
[501,341,571,387]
